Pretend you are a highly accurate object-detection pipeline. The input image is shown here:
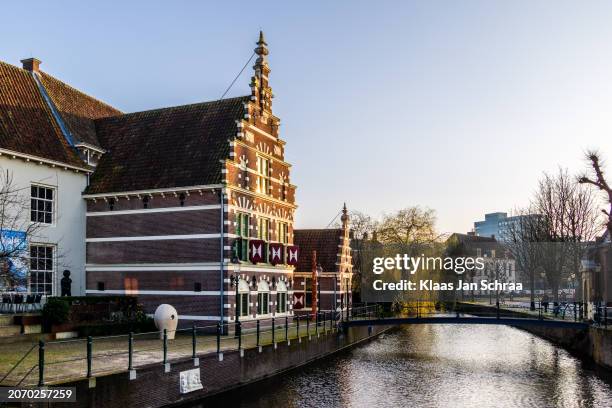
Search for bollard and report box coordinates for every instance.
[128,332,137,380]
[38,340,45,387]
[285,316,289,342]
[256,319,260,347]
[87,336,93,378]
[538,302,542,320]
[192,324,197,359]
[272,318,276,346]
[163,329,168,366]
[216,322,221,354]
[128,332,134,371]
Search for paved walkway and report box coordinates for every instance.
[0,322,339,386]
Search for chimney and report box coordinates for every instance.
[21,58,41,73]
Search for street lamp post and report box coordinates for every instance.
[230,258,241,337]
[333,276,338,318]
[484,254,493,305]
[569,272,576,319]
[539,271,547,314]
[495,259,500,311]
[316,264,322,326]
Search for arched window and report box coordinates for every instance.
[276,280,287,313]
[237,279,250,317]
[257,280,270,315]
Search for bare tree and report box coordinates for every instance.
[504,208,542,310]
[0,170,43,290]
[486,256,510,306]
[578,150,612,237]
[335,210,378,301]
[532,168,600,302]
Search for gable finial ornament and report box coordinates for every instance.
[251,30,273,113]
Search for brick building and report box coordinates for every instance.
[83,32,298,325]
[292,205,353,315]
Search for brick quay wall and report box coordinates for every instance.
[457,302,612,371]
[46,325,390,408]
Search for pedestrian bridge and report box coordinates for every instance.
[343,315,589,330]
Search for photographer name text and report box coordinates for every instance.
[372,279,523,291]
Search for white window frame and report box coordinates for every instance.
[257,292,270,315]
[256,155,270,195]
[257,280,271,316]
[30,184,56,226]
[29,243,56,295]
[277,280,288,313]
[258,217,270,241]
[277,221,288,244]
[257,217,270,264]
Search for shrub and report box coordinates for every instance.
[77,316,157,337]
[42,297,70,326]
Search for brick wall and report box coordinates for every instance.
[86,239,220,264]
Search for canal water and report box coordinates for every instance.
[197,325,612,408]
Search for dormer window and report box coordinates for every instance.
[75,143,105,167]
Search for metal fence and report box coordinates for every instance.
[0,305,380,387]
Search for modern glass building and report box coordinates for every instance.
[474,212,533,241]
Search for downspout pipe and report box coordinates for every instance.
[220,190,225,331]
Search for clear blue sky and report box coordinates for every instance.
[3,1,612,233]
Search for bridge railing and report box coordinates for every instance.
[345,301,603,327]
[1,305,381,387]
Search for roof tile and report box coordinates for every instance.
[0,61,83,167]
[85,96,249,194]
[294,229,344,272]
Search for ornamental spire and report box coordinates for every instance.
[341,203,349,231]
[255,30,268,60]
[251,30,273,113]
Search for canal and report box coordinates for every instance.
[195,324,612,408]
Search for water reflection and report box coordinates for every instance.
[196,325,612,408]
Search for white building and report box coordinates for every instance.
[0,157,89,295]
[0,58,121,296]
